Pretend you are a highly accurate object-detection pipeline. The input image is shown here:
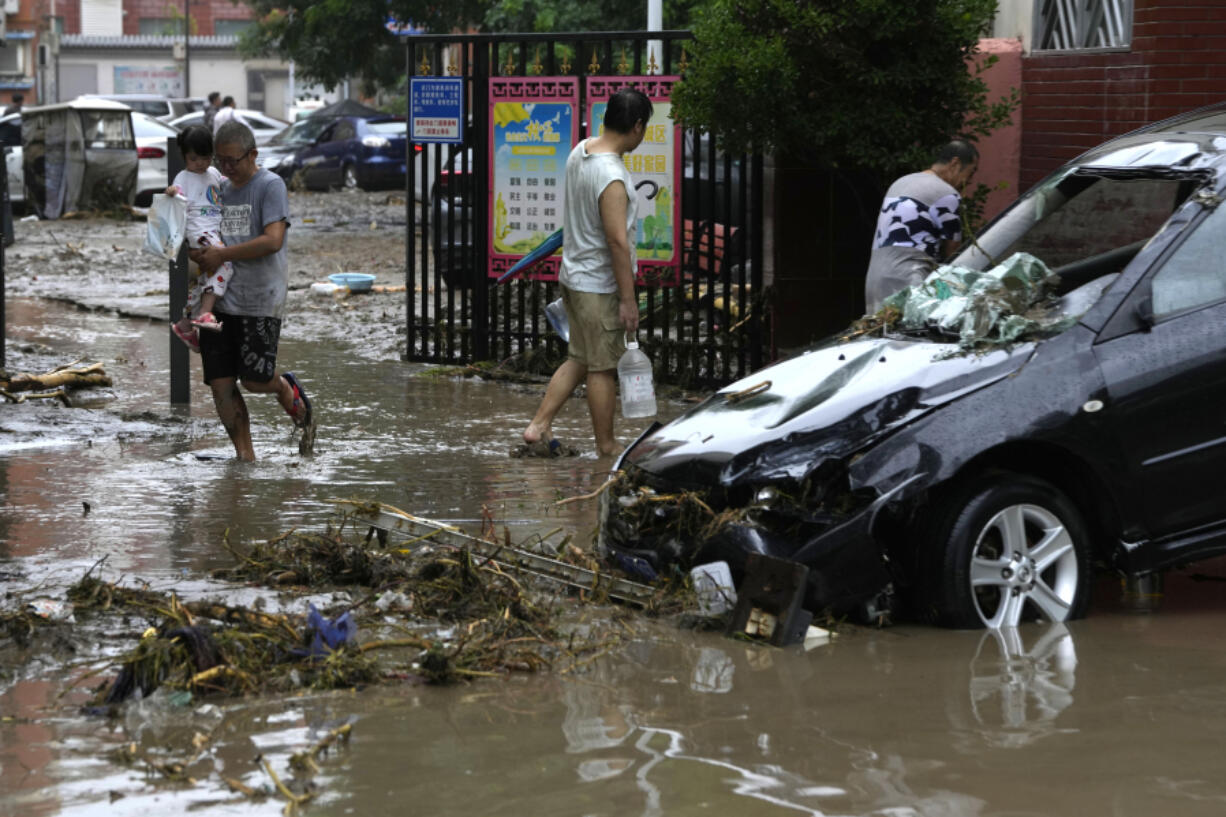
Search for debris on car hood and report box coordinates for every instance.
[856,252,1080,349]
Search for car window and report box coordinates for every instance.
[315,122,337,143]
[1151,204,1226,317]
[332,121,356,141]
[134,101,169,117]
[79,111,134,149]
[247,116,278,131]
[955,174,1190,273]
[176,114,203,129]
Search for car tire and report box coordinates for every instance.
[918,473,1092,629]
[342,163,359,190]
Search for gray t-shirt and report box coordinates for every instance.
[864,171,962,313]
[216,169,290,318]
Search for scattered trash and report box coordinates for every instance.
[374,591,412,612]
[300,603,356,658]
[20,213,38,222]
[803,625,834,650]
[690,562,736,617]
[310,282,342,297]
[26,597,75,623]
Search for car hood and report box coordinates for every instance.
[622,336,1035,487]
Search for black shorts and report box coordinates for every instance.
[199,312,282,384]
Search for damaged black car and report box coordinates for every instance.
[601,107,1226,629]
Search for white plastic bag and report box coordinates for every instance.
[143,193,187,260]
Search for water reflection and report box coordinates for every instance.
[551,624,1080,816]
[962,624,1077,749]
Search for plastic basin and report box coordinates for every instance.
[328,273,376,293]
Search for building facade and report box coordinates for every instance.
[1,0,317,118]
[997,0,1226,191]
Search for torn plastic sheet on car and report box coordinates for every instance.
[878,252,1079,349]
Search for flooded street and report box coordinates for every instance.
[4,209,1226,816]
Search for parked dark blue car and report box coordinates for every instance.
[287,116,408,191]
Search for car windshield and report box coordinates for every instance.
[269,118,328,146]
[952,172,1197,274]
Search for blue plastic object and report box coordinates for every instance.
[328,272,377,292]
[303,603,356,657]
[497,228,563,283]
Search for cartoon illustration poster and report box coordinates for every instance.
[488,77,578,281]
[587,76,681,286]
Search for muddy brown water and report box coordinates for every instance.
[4,298,1226,816]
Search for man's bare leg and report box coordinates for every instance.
[587,369,619,457]
[210,376,255,461]
[241,374,294,415]
[524,358,587,444]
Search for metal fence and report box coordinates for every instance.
[404,31,767,387]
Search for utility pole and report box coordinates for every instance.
[647,0,662,73]
[183,0,190,96]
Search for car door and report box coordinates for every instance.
[1092,195,1226,539]
[321,118,356,187]
[297,121,336,189]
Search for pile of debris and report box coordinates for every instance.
[847,252,1082,349]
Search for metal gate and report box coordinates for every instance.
[404,31,767,387]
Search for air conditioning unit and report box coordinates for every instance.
[2,0,17,15]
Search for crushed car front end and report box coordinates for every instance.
[599,336,1036,616]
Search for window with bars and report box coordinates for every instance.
[1035,0,1133,50]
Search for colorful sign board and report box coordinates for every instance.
[410,77,464,144]
[488,77,578,281]
[587,76,681,286]
[114,66,183,96]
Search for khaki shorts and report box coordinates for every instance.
[563,286,625,372]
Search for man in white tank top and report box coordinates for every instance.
[523,87,652,457]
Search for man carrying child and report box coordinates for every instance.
[191,120,317,460]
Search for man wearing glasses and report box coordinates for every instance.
[191,120,316,460]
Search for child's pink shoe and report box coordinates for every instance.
[172,322,200,352]
[191,312,223,332]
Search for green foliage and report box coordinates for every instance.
[237,0,698,94]
[671,0,1016,180]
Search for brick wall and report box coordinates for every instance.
[1021,0,1226,191]
[114,0,254,36]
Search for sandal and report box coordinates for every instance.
[191,311,223,332]
[171,322,200,352]
[283,372,317,455]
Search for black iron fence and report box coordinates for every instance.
[404,31,768,387]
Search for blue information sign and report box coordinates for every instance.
[410,77,464,145]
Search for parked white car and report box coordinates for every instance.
[167,109,289,146]
[132,111,181,206]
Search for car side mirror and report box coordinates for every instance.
[1135,295,1155,328]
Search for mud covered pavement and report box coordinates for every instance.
[6,194,1226,816]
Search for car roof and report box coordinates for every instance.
[1066,100,1226,173]
[25,98,133,114]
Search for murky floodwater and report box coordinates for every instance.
[4,298,1226,816]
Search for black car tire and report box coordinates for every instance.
[342,163,359,190]
[919,473,1092,629]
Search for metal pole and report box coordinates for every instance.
[183,0,190,97]
[0,148,7,369]
[167,138,189,404]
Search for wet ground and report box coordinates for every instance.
[4,198,1226,816]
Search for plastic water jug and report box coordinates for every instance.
[618,334,657,418]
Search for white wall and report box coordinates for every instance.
[992,0,1035,51]
[57,51,248,103]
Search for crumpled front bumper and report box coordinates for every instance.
[597,465,910,615]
